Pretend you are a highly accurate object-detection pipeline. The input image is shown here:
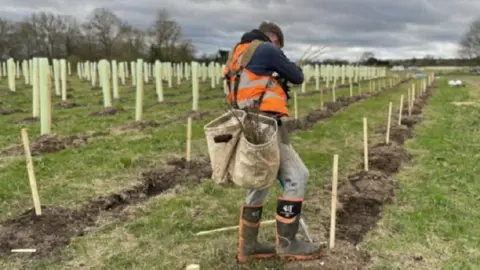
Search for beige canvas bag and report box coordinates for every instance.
[230,112,280,190]
[204,110,246,185]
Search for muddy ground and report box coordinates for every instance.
[56,101,82,109]
[0,108,27,115]
[0,157,211,259]
[0,80,420,268]
[89,107,124,116]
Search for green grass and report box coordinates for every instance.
[0,73,413,269]
[0,75,379,222]
[363,77,480,269]
[0,73,414,269]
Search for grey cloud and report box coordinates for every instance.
[0,0,478,60]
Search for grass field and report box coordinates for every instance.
[363,76,480,269]
[4,73,476,269]
[0,76,375,221]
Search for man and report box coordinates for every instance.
[223,21,325,263]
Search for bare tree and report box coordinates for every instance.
[120,26,147,61]
[62,15,82,57]
[459,17,480,60]
[0,18,16,56]
[149,8,183,61]
[85,8,128,59]
[359,51,375,63]
[28,12,68,59]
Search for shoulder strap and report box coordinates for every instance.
[240,40,264,67]
[225,43,240,68]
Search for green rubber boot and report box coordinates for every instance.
[236,203,276,263]
[275,197,326,261]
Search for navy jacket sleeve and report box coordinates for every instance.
[256,43,304,85]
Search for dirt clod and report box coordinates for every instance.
[390,125,412,144]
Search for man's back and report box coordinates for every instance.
[244,42,304,85]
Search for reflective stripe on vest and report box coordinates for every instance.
[236,91,286,108]
[228,71,269,91]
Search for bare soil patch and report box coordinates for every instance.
[89,107,123,116]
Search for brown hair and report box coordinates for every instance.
[258,21,284,48]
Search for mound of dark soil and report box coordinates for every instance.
[400,115,420,128]
[83,157,212,212]
[0,108,26,115]
[361,142,410,174]
[10,117,38,124]
[89,107,122,116]
[334,170,397,244]
[119,120,161,131]
[0,205,95,258]
[390,125,412,144]
[0,134,90,156]
[56,101,82,108]
[402,105,422,115]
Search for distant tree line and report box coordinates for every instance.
[2,8,479,69]
[0,8,196,66]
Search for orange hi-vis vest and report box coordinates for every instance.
[223,40,289,116]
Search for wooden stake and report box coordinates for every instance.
[294,91,298,120]
[332,85,336,102]
[320,88,324,108]
[186,117,192,161]
[329,154,339,249]
[363,117,368,172]
[386,102,392,144]
[21,128,42,215]
[408,88,412,116]
[398,95,404,125]
[11,249,36,253]
[196,219,275,236]
[412,83,416,102]
[186,264,200,270]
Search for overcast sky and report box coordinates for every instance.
[1,0,479,61]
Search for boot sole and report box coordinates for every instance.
[236,253,276,264]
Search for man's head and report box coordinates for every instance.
[258,21,284,48]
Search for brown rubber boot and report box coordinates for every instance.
[275,197,326,260]
[236,203,276,263]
